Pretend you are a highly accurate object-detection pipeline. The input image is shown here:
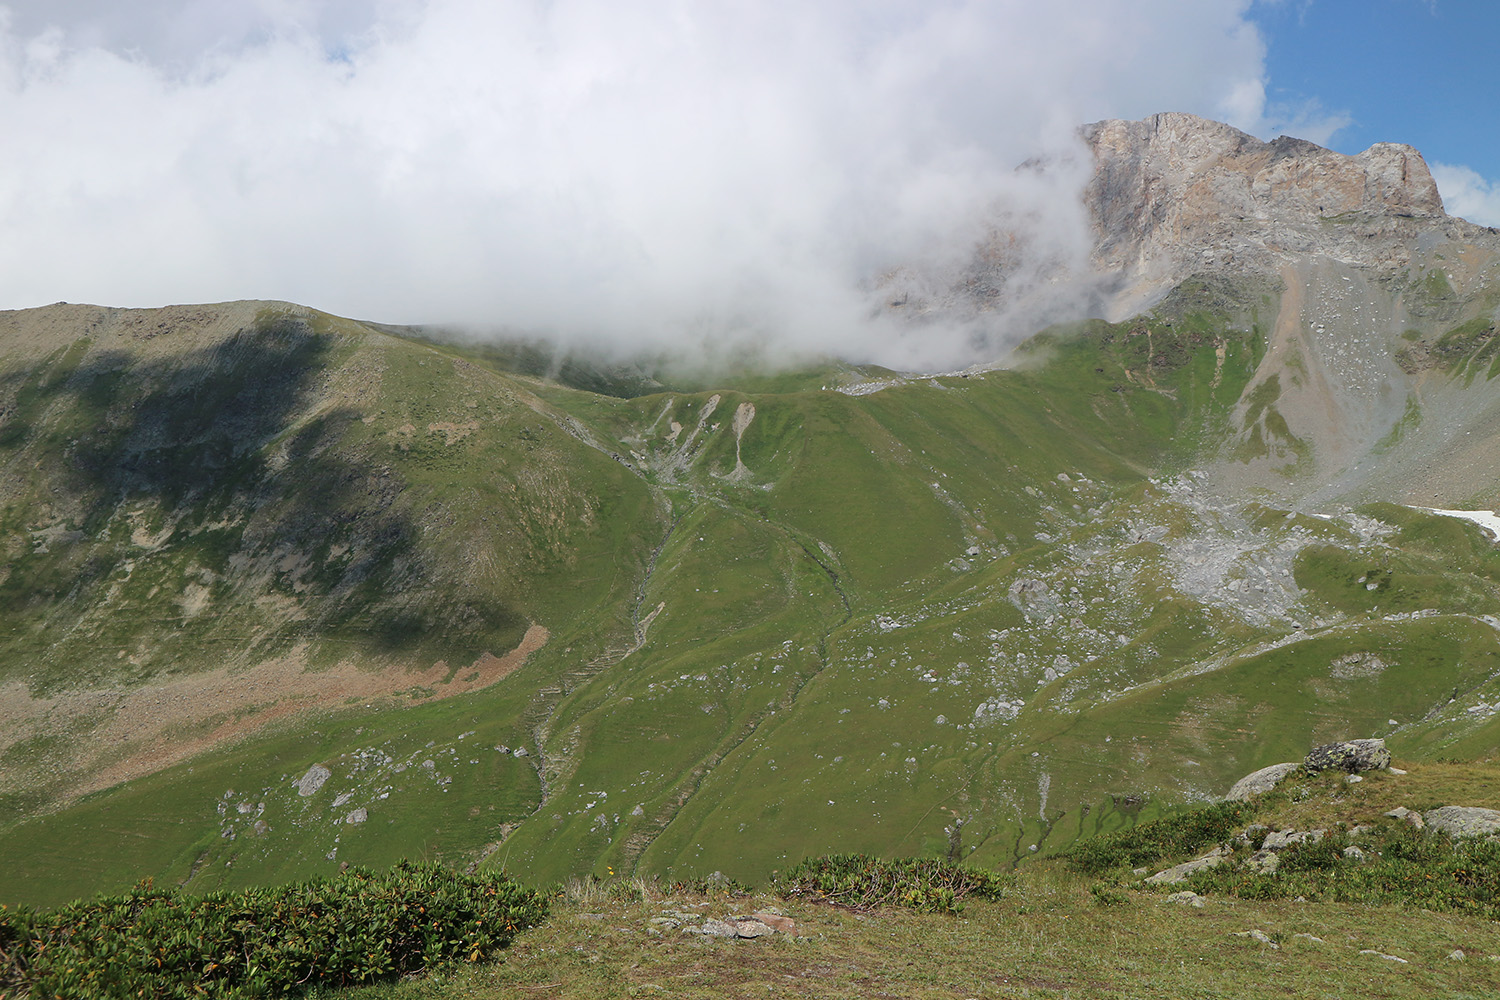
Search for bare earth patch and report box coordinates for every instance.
[0,624,548,804]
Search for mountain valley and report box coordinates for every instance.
[3,113,1500,913]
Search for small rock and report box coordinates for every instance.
[1293,933,1325,943]
[345,808,367,825]
[1145,851,1227,885]
[1448,949,1466,961]
[1384,806,1425,829]
[1166,891,1204,908]
[1359,950,1408,963]
[1234,929,1278,949]
[1345,774,1363,784]
[1131,867,1150,876]
[577,913,604,922]
[732,918,774,939]
[1304,739,1390,774]
[1225,762,1301,801]
[1423,806,1500,839]
[751,912,798,935]
[1343,845,1366,861]
[1388,767,1408,775]
[1247,850,1280,874]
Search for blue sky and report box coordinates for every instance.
[1253,0,1496,166]
[0,1,1494,354]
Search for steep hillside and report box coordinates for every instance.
[4,115,1500,908]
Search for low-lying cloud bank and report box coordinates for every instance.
[0,1,1348,368]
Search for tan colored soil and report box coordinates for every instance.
[0,624,548,804]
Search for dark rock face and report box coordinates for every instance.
[1304,738,1391,774]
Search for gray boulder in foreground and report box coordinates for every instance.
[1303,739,1390,774]
[1226,762,1301,801]
[1422,806,1500,838]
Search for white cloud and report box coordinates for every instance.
[0,0,1277,367]
[1431,162,1500,228]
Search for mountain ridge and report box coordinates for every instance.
[3,113,1500,907]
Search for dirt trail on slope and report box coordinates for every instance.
[0,624,548,802]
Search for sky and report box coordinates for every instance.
[0,0,1495,367]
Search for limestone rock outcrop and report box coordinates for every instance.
[1304,739,1390,774]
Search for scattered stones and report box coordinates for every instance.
[1166,891,1205,908]
[1422,806,1500,838]
[1358,950,1409,963]
[679,913,795,940]
[1304,739,1390,774]
[1225,762,1301,801]
[1234,929,1278,948]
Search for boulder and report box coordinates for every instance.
[751,912,798,936]
[1247,850,1279,874]
[1225,762,1300,801]
[1145,847,1228,884]
[1422,806,1500,839]
[1261,828,1324,850]
[294,764,332,797]
[1303,739,1390,774]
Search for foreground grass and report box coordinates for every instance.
[320,867,1500,1000]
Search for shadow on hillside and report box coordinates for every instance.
[0,315,523,667]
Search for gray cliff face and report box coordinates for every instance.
[1078,112,1471,305]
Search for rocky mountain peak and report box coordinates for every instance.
[1080,112,1457,308]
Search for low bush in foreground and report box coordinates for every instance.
[0,861,547,999]
[775,854,1007,914]
[1065,800,1260,875]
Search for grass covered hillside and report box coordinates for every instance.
[2,266,1500,909]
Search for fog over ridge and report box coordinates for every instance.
[0,1,1335,369]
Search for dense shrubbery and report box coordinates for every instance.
[776,854,1007,914]
[0,861,547,999]
[1188,826,1500,919]
[1065,800,1259,876]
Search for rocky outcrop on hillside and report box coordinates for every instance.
[1078,112,1497,312]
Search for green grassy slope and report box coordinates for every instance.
[3,285,1500,908]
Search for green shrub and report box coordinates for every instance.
[1185,825,1500,919]
[1089,883,1128,907]
[1065,800,1258,875]
[775,854,1007,914]
[0,861,547,998]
